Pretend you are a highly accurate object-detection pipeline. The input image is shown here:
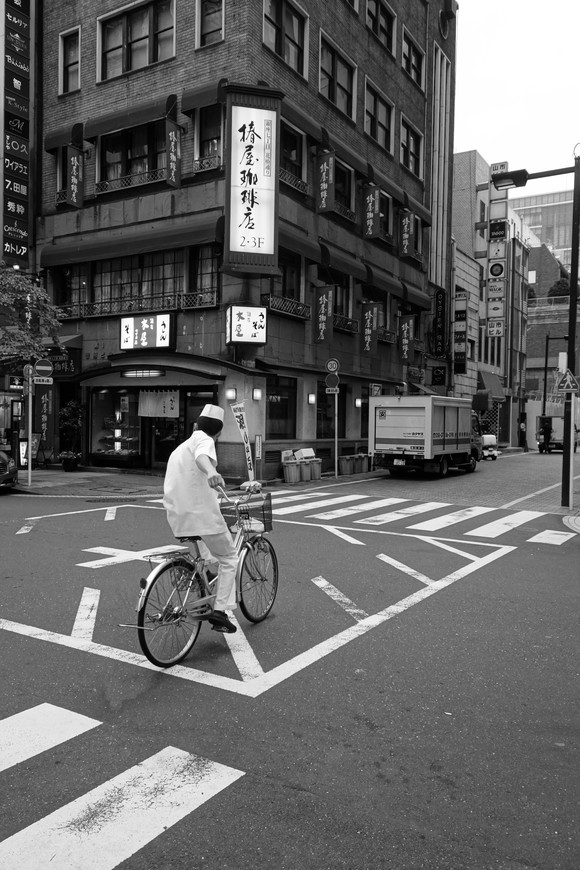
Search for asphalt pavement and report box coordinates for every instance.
[10,448,580,531]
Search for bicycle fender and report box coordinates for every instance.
[136,556,191,612]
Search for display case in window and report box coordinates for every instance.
[91,391,142,467]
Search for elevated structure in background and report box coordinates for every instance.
[511,189,573,272]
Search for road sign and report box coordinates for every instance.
[556,369,579,393]
[34,358,53,376]
[325,387,340,394]
[325,358,340,373]
[33,376,53,385]
[325,372,340,389]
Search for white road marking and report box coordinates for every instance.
[526,529,576,545]
[77,543,187,568]
[16,520,37,535]
[104,506,117,521]
[500,473,580,508]
[272,492,334,504]
[311,576,369,621]
[0,746,244,870]
[0,538,515,698]
[320,525,366,544]
[356,501,451,526]
[376,554,436,587]
[465,510,546,538]
[0,703,100,773]
[273,494,368,515]
[72,588,101,640]
[222,613,264,680]
[408,505,495,531]
[308,497,408,520]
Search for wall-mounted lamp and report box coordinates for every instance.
[308,393,316,405]
[355,398,363,408]
[252,388,263,401]
[225,387,237,402]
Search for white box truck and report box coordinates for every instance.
[368,395,483,477]
[536,415,579,453]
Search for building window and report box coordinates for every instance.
[92,251,184,309]
[402,30,424,87]
[99,122,167,189]
[316,381,346,438]
[365,82,392,152]
[199,0,223,47]
[400,118,422,177]
[199,104,222,159]
[318,267,352,317]
[280,122,305,184]
[272,249,302,300]
[379,192,392,238]
[334,160,354,212]
[100,0,174,81]
[266,375,297,439]
[264,0,306,75]
[366,0,395,54]
[60,29,80,94]
[190,244,220,294]
[320,36,356,118]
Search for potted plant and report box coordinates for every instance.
[58,400,85,470]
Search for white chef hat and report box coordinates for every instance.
[199,404,225,422]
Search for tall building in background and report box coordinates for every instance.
[511,189,573,272]
[452,151,531,446]
[8,0,459,478]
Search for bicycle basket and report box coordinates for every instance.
[219,500,239,530]
[235,492,273,534]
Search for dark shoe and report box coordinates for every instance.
[208,610,237,633]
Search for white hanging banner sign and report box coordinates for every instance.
[230,401,255,480]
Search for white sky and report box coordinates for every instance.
[453,0,580,197]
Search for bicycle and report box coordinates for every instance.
[134,483,278,668]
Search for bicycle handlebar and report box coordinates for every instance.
[216,481,263,503]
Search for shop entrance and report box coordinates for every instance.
[151,417,180,467]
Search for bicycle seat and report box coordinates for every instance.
[178,536,202,542]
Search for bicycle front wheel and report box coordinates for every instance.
[238,538,278,622]
[137,557,203,667]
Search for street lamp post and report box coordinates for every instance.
[492,153,580,508]
[542,333,568,417]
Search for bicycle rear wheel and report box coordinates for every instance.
[238,537,278,622]
[137,557,204,667]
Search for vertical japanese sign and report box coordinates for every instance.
[33,385,53,453]
[399,211,415,259]
[399,315,414,362]
[66,145,84,207]
[165,118,181,188]
[316,151,335,213]
[314,286,333,345]
[432,288,446,357]
[363,186,381,238]
[120,315,173,349]
[230,401,255,481]
[361,302,379,354]
[223,85,281,275]
[3,0,32,268]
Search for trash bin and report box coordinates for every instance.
[310,458,322,480]
[283,460,300,484]
[338,455,353,475]
[299,459,311,481]
[353,454,363,473]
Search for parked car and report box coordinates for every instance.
[0,450,18,491]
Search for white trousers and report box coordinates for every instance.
[196,532,238,610]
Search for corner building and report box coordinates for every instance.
[37,0,457,479]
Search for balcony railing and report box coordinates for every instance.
[192,155,222,173]
[333,312,359,333]
[377,327,396,343]
[58,288,219,320]
[528,295,569,308]
[279,167,309,195]
[260,293,311,320]
[334,201,356,222]
[95,168,167,194]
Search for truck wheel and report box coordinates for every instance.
[438,457,449,477]
[465,454,477,473]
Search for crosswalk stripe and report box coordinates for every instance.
[407,505,496,531]
[355,501,451,526]
[307,497,408,520]
[0,746,244,869]
[465,509,546,538]
[272,494,368,515]
[0,703,101,773]
[271,491,333,505]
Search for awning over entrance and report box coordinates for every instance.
[478,370,505,402]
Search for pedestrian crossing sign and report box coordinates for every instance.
[556,369,579,393]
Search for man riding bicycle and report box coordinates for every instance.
[163,404,237,634]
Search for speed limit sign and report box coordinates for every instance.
[325,358,340,373]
